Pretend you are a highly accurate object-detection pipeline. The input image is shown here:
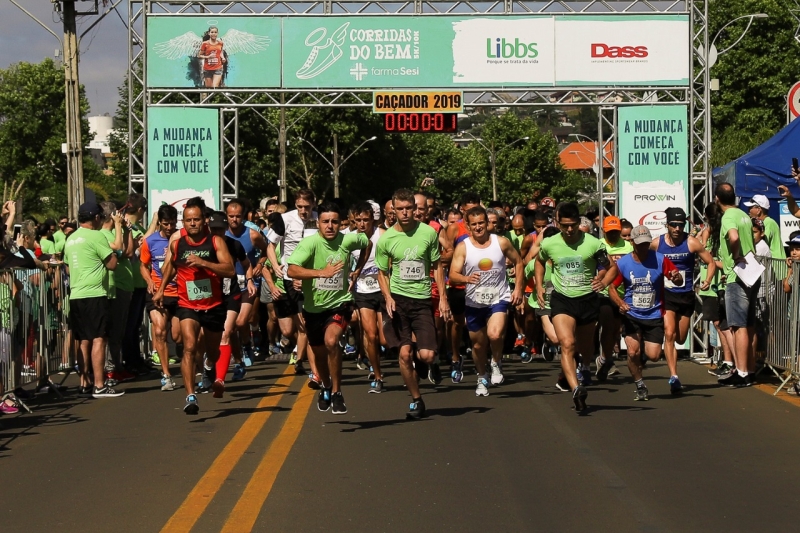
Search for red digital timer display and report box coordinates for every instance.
[383,113,458,133]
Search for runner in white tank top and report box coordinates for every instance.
[450,207,523,396]
[351,202,386,393]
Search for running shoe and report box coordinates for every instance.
[318,388,332,412]
[368,366,375,382]
[634,384,649,401]
[542,341,555,362]
[212,379,225,398]
[308,373,322,390]
[572,385,588,412]
[294,361,306,376]
[232,364,247,382]
[711,362,734,377]
[718,371,746,386]
[451,355,464,384]
[607,365,620,377]
[595,356,615,382]
[242,345,254,367]
[368,379,384,394]
[151,352,161,366]
[490,361,504,386]
[289,352,299,365]
[106,369,136,383]
[476,375,490,397]
[520,349,533,364]
[513,334,527,351]
[428,362,443,385]
[579,368,593,387]
[168,357,178,365]
[0,401,19,415]
[331,392,347,414]
[92,386,125,398]
[668,376,683,395]
[77,386,94,398]
[184,394,199,414]
[357,355,370,371]
[406,398,426,420]
[270,343,282,355]
[104,377,119,388]
[556,373,570,392]
[161,374,176,392]
[197,364,215,393]
[743,373,756,387]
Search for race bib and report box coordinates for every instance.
[632,290,656,309]
[187,279,213,301]
[158,261,165,271]
[474,286,499,306]
[558,256,585,287]
[357,273,380,293]
[398,259,425,281]
[315,272,344,291]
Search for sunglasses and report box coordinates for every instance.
[668,222,685,228]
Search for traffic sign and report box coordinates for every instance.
[373,91,463,114]
[788,82,800,121]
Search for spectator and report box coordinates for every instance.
[100,202,135,383]
[63,202,123,398]
[715,182,757,387]
[122,193,150,374]
[53,215,69,254]
[744,195,785,260]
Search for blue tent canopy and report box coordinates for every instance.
[713,119,800,222]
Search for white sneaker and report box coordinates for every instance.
[490,361,504,385]
[476,375,489,397]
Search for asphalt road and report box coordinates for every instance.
[1,355,799,533]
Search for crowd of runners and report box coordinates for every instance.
[2,179,781,417]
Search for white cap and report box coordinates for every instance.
[744,194,770,210]
[367,199,381,221]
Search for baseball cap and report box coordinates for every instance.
[631,225,652,245]
[78,202,103,218]
[787,235,800,247]
[664,207,687,223]
[744,194,770,210]
[207,211,227,229]
[602,215,622,232]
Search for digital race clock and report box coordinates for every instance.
[383,113,458,134]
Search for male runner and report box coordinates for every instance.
[535,202,618,413]
[449,207,523,396]
[377,189,450,419]
[226,199,268,369]
[154,198,235,414]
[611,225,682,400]
[287,203,369,414]
[652,207,715,393]
[140,204,182,390]
[383,199,397,230]
[352,201,386,393]
[595,216,632,382]
[266,189,318,381]
[441,192,481,383]
[415,192,443,384]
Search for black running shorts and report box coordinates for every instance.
[70,296,110,341]
[621,315,665,345]
[382,294,437,352]
[354,291,382,312]
[303,304,353,347]
[550,291,600,326]
[176,304,226,332]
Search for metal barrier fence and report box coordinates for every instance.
[0,264,72,412]
[756,256,798,394]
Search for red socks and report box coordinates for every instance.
[216,344,232,382]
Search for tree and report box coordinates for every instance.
[0,59,102,220]
[710,0,800,163]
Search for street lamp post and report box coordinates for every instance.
[460,132,529,200]
[298,135,377,198]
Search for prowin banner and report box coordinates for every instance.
[618,105,689,237]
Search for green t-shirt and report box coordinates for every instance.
[53,230,66,254]
[40,238,56,255]
[64,227,113,300]
[376,222,441,300]
[763,216,786,260]
[111,228,134,292]
[698,238,721,297]
[719,207,755,285]
[538,232,605,298]
[525,259,552,309]
[100,229,118,297]
[287,231,368,314]
[505,230,524,252]
[130,223,148,288]
[601,238,633,297]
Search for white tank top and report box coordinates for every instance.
[464,234,511,307]
[355,229,382,294]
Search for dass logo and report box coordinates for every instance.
[639,210,667,230]
[591,43,648,58]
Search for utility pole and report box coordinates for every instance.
[279,94,288,203]
[332,134,340,199]
[63,0,84,220]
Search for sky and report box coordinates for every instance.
[2,2,129,117]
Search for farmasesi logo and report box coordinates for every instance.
[590,43,649,63]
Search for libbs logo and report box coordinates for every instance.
[486,38,538,58]
[591,43,648,58]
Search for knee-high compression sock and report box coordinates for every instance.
[216,345,232,382]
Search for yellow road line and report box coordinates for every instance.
[220,384,315,533]
[160,366,296,533]
[753,383,800,407]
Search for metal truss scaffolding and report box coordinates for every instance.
[128,0,711,357]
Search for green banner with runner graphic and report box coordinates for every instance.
[147,107,220,216]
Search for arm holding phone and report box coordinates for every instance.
[779,158,800,217]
